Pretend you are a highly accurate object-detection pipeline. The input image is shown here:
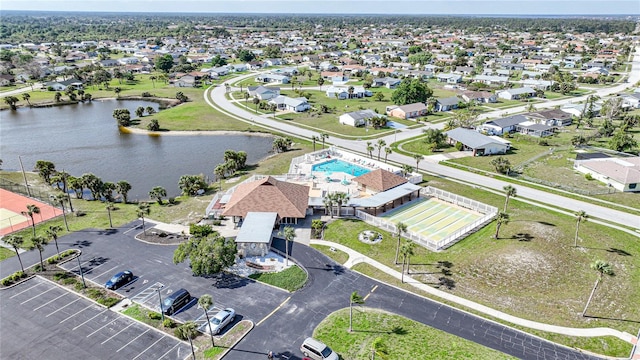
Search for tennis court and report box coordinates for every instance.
[0,189,59,236]
[381,197,482,241]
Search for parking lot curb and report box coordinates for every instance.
[36,274,109,309]
[217,320,255,359]
[0,249,81,290]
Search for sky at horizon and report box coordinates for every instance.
[1,0,639,16]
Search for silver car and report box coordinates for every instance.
[204,308,235,335]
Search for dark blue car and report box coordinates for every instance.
[105,270,133,290]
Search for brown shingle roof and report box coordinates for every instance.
[353,169,408,192]
[222,176,309,219]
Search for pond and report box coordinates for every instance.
[0,100,274,200]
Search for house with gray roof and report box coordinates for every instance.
[372,77,401,89]
[445,127,508,156]
[435,73,463,84]
[268,95,310,112]
[255,73,290,84]
[497,87,536,100]
[247,86,280,100]
[478,114,528,135]
[339,109,379,127]
[435,96,460,112]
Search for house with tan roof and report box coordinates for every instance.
[221,176,310,223]
[353,169,408,194]
[386,102,427,119]
[574,157,640,192]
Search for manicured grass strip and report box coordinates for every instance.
[0,247,15,261]
[314,308,516,360]
[248,265,307,292]
[311,244,350,265]
[121,303,163,328]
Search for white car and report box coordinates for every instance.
[204,308,236,335]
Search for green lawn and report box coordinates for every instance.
[248,265,306,292]
[314,308,516,360]
[322,189,640,353]
[311,244,350,265]
[0,247,15,261]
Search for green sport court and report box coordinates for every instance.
[381,197,483,241]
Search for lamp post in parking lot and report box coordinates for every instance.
[76,255,86,288]
[156,286,165,322]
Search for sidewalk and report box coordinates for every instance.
[310,239,638,345]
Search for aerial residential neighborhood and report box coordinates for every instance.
[0,3,639,360]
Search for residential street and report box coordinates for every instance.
[206,48,640,230]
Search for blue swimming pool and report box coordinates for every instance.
[312,159,371,177]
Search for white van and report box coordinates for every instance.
[300,337,339,360]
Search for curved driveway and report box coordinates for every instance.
[223,240,600,360]
[206,49,640,229]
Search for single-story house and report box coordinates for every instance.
[44,78,84,91]
[247,86,281,101]
[372,77,401,89]
[221,176,310,224]
[445,127,508,156]
[561,102,602,117]
[270,67,299,76]
[255,74,290,84]
[515,122,555,137]
[620,93,640,109]
[386,102,427,119]
[339,109,379,127]
[325,85,371,99]
[472,75,510,85]
[353,169,408,194]
[435,96,460,112]
[574,157,640,192]
[524,109,573,127]
[0,74,15,86]
[497,87,536,100]
[435,73,463,84]
[461,91,497,104]
[522,79,554,91]
[478,114,528,135]
[268,95,310,112]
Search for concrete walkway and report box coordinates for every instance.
[310,239,638,345]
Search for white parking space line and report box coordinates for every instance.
[33,293,68,311]
[157,343,181,360]
[20,287,56,305]
[132,336,165,360]
[81,260,111,275]
[46,298,81,317]
[72,309,108,330]
[89,265,119,281]
[123,224,142,235]
[101,323,134,345]
[87,319,118,338]
[64,256,96,272]
[116,329,150,353]
[60,304,94,323]
[10,282,43,298]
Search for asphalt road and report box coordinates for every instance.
[222,239,601,360]
[206,49,640,230]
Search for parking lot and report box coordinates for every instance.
[0,276,192,360]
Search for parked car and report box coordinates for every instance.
[204,308,236,335]
[300,337,338,360]
[161,288,191,315]
[105,270,133,290]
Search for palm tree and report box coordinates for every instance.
[582,260,614,317]
[51,192,70,231]
[114,87,121,98]
[22,93,31,106]
[116,180,131,204]
[150,75,156,88]
[214,164,227,191]
[280,226,296,266]
[413,154,424,172]
[400,240,416,283]
[5,235,25,272]
[333,192,350,217]
[22,204,41,237]
[349,291,364,332]
[175,321,199,359]
[376,139,386,161]
[198,294,216,348]
[384,147,392,163]
[3,96,19,110]
[401,164,414,177]
[137,203,151,235]
[252,97,260,113]
[494,212,509,239]
[503,185,517,212]
[106,202,115,228]
[31,236,48,271]
[244,92,250,107]
[321,133,329,149]
[46,225,63,257]
[394,222,407,264]
[574,210,588,247]
[371,337,388,360]
[311,135,319,152]
[149,186,167,205]
[366,142,374,158]
[322,194,335,218]
[317,76,324,90]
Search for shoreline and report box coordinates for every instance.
[120,126,274,138]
